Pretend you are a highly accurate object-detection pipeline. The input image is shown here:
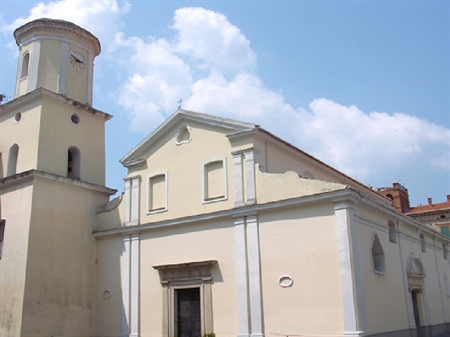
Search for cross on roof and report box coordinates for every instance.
[178,98,183,109]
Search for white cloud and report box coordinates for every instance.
[4,3,448,190]
[292,98,450,181]
[110,5,449,188]
[172,7,256,75]
[2,0,130,47]
[111,7,258,131]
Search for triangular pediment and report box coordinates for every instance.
[120,109,256,167]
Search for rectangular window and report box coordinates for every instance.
[420,234,426,253]
[388,221,397,244]
[0,220,5,259]
[148,172,167,213]
[203,158,227,203]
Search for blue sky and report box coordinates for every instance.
[1,0,449,206]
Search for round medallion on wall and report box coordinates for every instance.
[69,50,86,71]
[102,290,111,299]
[278,275,294,288]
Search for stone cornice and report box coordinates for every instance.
[14,18,101,56]
[0,88,112,120]
[94,188,355,237]
[0,169,116,195]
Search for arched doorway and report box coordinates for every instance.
[406,254,427,328]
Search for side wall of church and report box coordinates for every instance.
[355,203,450,335]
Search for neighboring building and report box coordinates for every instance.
[1,18,449,337]
[378,183,450,236]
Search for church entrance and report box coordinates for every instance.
[176,287,201,337]
[411,290,422,328]
[406,255,427,329]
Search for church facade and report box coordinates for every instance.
[1,18,449,337]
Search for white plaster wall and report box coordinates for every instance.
[356,217,410,334]
[258,204,345,336]
[128,122,238,223]
[94,236,124,336]
[139,218,237,337]
[355,204,450,335]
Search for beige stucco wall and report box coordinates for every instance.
[95,217,238,337]
[64,42,91,104]
[259,204,344,336]
[16,176,110,337]
[36,40,61,95]
[127,121,238,223]
[94,235,123,336]
[140,218,237,337]
[16,44,36,96]
[256,169,346,204]
[37,95,107,185]
[16,24,96,104]
[253,135,388,206]
[0,93,107,185]
[0,100,42,176]
[0,181,34,337]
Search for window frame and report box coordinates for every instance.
[147,171,168,214]
[419,234,426,253]
[388,220,397,244]
[0,219,5,259]
[202,157,227,204]
[371,233,386,275]
[20,51,30,79]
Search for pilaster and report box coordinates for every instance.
[334,198,367,336]
[121,235,131,337]
[124,176,141,227]
[58,42,69,95]
[130,233,140,337]
[243,149,256,205]
[234,215,263,337]
[124,178,131,224]
[234,216,250,337]
[130,176,141,226]
[246,215,263,337]
[232,151,244,207]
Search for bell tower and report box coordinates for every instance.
[14,18,100,105]
[1,18,109,185]
[0,18,115,337]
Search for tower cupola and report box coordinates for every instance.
[13,18,101,105]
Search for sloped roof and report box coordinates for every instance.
[120,109,256,166]
[407,200,450,215]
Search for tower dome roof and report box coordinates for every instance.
[14,18,101,56]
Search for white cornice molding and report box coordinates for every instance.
[120,109,255,166]
[0,88,112,120]
[14,18,101,56]
[356,191,449,242]
[0,169,116,195]
[94,188,355,237]
[94,186,450,245]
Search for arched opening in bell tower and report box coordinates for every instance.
[20,52,30,79]
[67,146,80,179]
[7,144,19,176]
